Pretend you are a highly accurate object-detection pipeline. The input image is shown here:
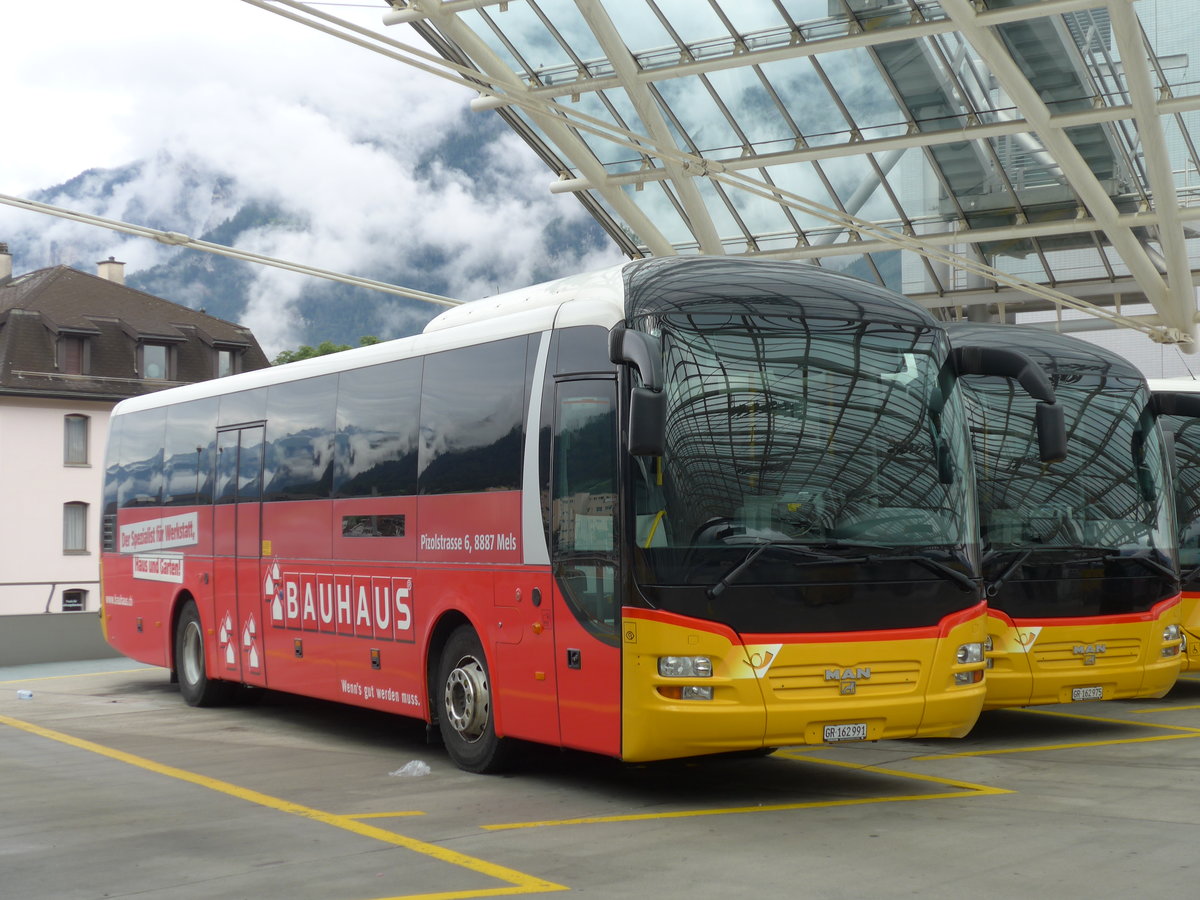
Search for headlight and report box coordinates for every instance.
[956,642,984,665]
[658,656,712,678]
[1163,624,1183,657]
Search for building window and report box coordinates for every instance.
[63,502,89,554]
[142,343,172,380]
[62,590,87,612]
[217,348,239,378]
[59,335,89,374]
[64,414,90,465]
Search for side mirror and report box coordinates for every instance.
[628,387,666,456]
[609,326,663,392]
[1035,402,1067,464]
[954,344,1067,464]
[610,325,666,456]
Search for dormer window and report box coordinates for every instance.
[58,335,89,374]
[141,342,173,380]
[217,347,240,378]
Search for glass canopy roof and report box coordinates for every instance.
[256,1,1200,349]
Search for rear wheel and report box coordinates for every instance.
[436,626,512,773]
[175,600,235,707]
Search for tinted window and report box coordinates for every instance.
[117,408,166,508]
[163,398,218,506]
[334,359,422,497]
[218,388,267,427]
[216,426,265,504]
[555,326,615,375]
[264,376,337,501]
[419,337,530,494]
[102,414,124,518]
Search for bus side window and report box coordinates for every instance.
[552,380,619,635]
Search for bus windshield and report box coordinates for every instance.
[630,310,978,633]
[972,375,1175,560]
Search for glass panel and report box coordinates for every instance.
[334,358,422,497]
[143,344,169,380]
[419,337,529,494]
[117,408,165,508]
[64,415,88,465]
[164,398,218,506]
[63,503,87,552]
[264,376,337,502]
[552,379,619,636]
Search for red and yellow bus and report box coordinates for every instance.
[951,325,1184,708]
[101,257,1060,771]
[1148,378,1200,674]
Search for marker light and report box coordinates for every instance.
[984,635,995,669]
[658,656,713,678]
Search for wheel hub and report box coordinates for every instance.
[444,656,490,742]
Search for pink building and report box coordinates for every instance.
[0,243,268,615]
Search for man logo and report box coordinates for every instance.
[825,667,872,681]
[827,667,871,693]
[1073,644,1106,666]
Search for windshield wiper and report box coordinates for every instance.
[865,552,978,593]
[983,549,1031,598]
[1119,550,1179,582]
[707,541,856,599]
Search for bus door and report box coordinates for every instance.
[550,379,622,755]
[213,424,268,688]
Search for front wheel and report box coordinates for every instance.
[175,600,235,707]
[436,626,512,773]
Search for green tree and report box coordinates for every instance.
[273,336,381,365]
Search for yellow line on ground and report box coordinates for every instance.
[0,714,565,900]
[482,750,1009,831]
[0,667,152,685]
[344,811,427,819]
[1132,704,1200,714]
[911,730,1200,760]
[1015,706,1200,733]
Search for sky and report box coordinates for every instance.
[0,1,623,352]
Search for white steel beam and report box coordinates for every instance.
[940,0,1178,335]
[572,0,724,253]
[1108,0,1196,344]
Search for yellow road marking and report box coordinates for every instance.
[482,751,1009,831]
[1015,706,1200,733]
[0,714,565,900]
[344,811,427,819]
[912,705,1200,759]
[912,730,1200,760]
[0,667,152,685]
[1133,703,1200,713]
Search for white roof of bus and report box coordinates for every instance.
[1147,378,1200,393]
[112,262,632,416]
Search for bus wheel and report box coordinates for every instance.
[436,626,512,773]
[175,601,234,707]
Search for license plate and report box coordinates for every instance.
[1071,686,1104,702]
[823,722,867,742]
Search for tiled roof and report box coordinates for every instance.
[0,265,269,400]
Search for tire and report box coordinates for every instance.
[175,600,235,707]
[436,625,512,773]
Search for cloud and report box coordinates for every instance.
[1,2,624,354]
